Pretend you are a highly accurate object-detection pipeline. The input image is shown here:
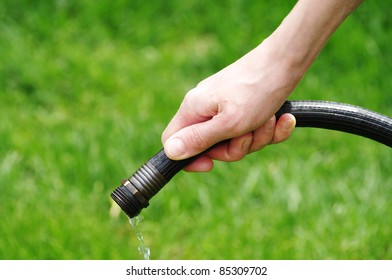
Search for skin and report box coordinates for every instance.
[162,0,364,172]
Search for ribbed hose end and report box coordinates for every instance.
[111,161,168,219]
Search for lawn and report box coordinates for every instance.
[0,0,391,259]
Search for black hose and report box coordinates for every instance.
[276,100,392,148]
[111,100,392,219]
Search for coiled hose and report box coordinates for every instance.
[111,100,392,219]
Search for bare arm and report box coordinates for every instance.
[162,0,364,172]
[268,0,364,77]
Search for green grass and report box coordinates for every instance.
[0,0,391,259]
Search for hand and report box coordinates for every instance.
[162,41,298,172]
[169,113,296,172]
[161,0,363,172]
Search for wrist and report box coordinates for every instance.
[243,38,305,99]
[261,0,363,81]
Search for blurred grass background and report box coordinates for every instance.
[1,0,391,259]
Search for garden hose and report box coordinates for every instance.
[111,100,392,219]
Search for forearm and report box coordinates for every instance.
[266,0,364,77]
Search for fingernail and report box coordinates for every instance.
[284,117,296,130]
[165,138,187,159]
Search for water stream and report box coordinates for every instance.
[129,215,150,260]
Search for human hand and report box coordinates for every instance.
[161,41,299,172]
[161,0,363,172]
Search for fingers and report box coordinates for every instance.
[183,134,252,172]
[163,107,296,171]
[163,115,229,160]
[205,132,253,162]
[183,156,214,172]
[186,113,296,171]
[161,88,218,146]
[162,89,228,160]
[272,113,296,144]
[248,116,276,153]
[249,113,296,152]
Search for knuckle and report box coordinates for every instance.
[181,88,198,108]
[226,134,252,161]
[249,127,274,153]
[228,149,247,161]
[185,87,199,99]
[186,127,207,151]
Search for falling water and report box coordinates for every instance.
[129,215,150,260]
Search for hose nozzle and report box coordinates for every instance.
[110,149,194,219]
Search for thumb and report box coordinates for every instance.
[163,117,227,160]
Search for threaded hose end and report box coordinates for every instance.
[111,161,168,219]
